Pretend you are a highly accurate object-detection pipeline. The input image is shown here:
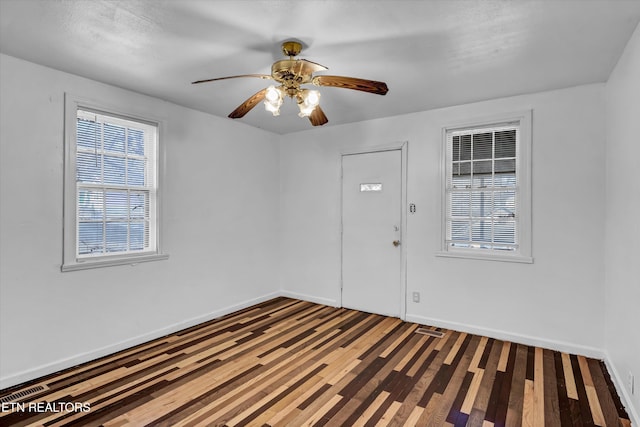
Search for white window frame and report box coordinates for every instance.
[62,94,168,271]
[437,110,533,263]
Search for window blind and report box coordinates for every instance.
[75,109,158,257]
[445,123,519,252]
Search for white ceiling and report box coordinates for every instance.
[1,0,639,134]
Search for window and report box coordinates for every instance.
[63,96,167,271]
[439,111,532,263]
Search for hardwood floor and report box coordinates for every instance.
[0,297,631,426]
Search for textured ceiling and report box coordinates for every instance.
[1,0,639,134]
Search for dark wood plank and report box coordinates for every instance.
[542,348,562,426]
[467,335,504,426]
[553,350,575,426]
[597,359,631,421]
[588,358,627,427]
[493,341,518,425]
[416,334,478,425]
[505,343,528,426]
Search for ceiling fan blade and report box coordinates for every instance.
[312,75,388,95]
[228,88,267,119]
[192,74,272,84]
[308,105,328,126]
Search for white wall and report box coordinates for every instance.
[279,84,607,356]
[605,22,640,423]
[0,54,281,388]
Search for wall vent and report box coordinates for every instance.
[0,385,47,404]
[415,328,445,338]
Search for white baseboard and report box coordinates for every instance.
[603,353,640,426]
[405,313,605,359]
[279,290,339,308]
[0,292,281,390]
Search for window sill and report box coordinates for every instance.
[61,253,169,272]
[435,250,533,264]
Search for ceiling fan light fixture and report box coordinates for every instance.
[264,85,284,116]
[192,40,388,127]
[297,89,321,118]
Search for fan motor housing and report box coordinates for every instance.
[271,60,315,85]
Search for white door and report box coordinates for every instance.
[341,149,402,317]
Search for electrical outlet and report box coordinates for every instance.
[412,292,420,303]
[628,371,635,395]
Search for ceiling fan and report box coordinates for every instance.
[192,41,388,127]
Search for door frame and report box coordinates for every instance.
[340,141,408,320]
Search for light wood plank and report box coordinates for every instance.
[522,379,535,427]
[586,385,606,427]
[376,400,403,427]
[533,346,545,426]
[562,351,579,400]
[352,391,391,427]
[469,335,489,372]
[461,369,485,414]
[443,332,467,365]
[497,341,512,372]
[379,324,418,358]
[405,403,426,425]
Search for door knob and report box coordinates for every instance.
[393,240,401,247]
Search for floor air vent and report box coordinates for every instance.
[415,328,445,338]
[0,385,47,404]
